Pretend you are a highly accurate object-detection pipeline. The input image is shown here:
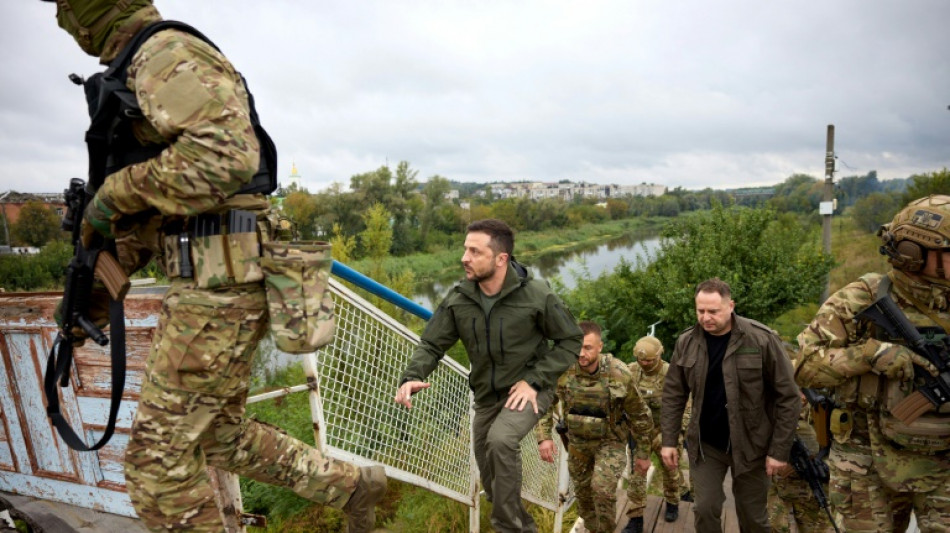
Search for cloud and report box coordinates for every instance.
[3,0,948,195]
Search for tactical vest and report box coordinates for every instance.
[631,361,667,429]
[80,20,277,195]
[561,354,622,441]
[856,276,950,453]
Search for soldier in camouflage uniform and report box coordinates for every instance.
[795,195,950,533]
[623,336,691,530]
[767,394,835,533]
[537,322,654,533]
[45,2,385,531]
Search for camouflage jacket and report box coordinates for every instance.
[629,360,690,439]
[537,354,654,459]
[662,313,801,475]
[400,262,583,406]
[795,271,950,461]
[92,9,266,275]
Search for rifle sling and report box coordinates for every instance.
[45,298,126,452]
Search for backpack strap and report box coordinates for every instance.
[89,20,277,195]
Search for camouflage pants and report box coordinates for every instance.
[767,472,835,533]
[124,281,360,532]
[828,443,948,533]
[568,438,625,533]
[624,432,684,518]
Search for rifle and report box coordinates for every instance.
[45,177,130,451]
[855,277,950,424]
[789,436,840,533]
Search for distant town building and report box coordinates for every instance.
[0,191,66,225]
[486,181,666,201]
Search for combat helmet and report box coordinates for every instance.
[633,336,664,373]
[879,195,950,279]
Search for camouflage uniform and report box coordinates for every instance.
[50,2,366,531]
[537,354,653,533]
[795,196,950,533]
[767,400,834,533]
[625,357,688,520]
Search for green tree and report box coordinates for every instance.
[281,190,321,239]
[419,175,451,248]
[356,203,416,321]
[360,203,393,281]
[11,201,63,247]
[768,174,822,214]
[606,198,627,220]
[329,223,356,264]
[851,192,902,233]
[902,168,950,204]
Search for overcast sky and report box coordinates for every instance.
[4,0,949,195]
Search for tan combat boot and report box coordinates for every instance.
[343,465,387,533]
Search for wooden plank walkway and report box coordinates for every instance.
[610,474,736,533]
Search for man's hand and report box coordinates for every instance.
[633,457,652,476]
[868,341,939,381]
[394,380,430,409]
[538,439,556,463]
[505,380,539,413]
[660,446,679,470]
[81,194,121,247]
[765,456,788,476]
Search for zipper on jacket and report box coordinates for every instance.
[499,317,505,362]
[471,318,480,353]
[485,310,500,401]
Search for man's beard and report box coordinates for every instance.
[468,264,495,283]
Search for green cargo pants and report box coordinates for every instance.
[472,388,555,533]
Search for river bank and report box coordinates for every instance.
[348,216,669,287]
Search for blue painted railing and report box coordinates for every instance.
[330,260,433,320]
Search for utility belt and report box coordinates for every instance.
[163,209,335,354]
[163,209,264,289]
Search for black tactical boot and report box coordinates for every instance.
[680,490,693,502]
[343,465,387,533]
[621,516,643,533]
[665,501,680,522]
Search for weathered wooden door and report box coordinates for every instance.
[0,292,159,517]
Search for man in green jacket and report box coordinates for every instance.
[661,277,801,533]
[395,219,583,533]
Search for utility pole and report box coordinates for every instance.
[820,125,835,303]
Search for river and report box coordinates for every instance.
[411,231,661,311]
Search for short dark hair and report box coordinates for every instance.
[467,219,514,256]
[695,277,732,299]
[579,321,602,338]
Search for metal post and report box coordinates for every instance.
[821,124,835,304]
[0,200,10,247]
[469,401,480,533]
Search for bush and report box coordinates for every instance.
[0,240,72,291]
